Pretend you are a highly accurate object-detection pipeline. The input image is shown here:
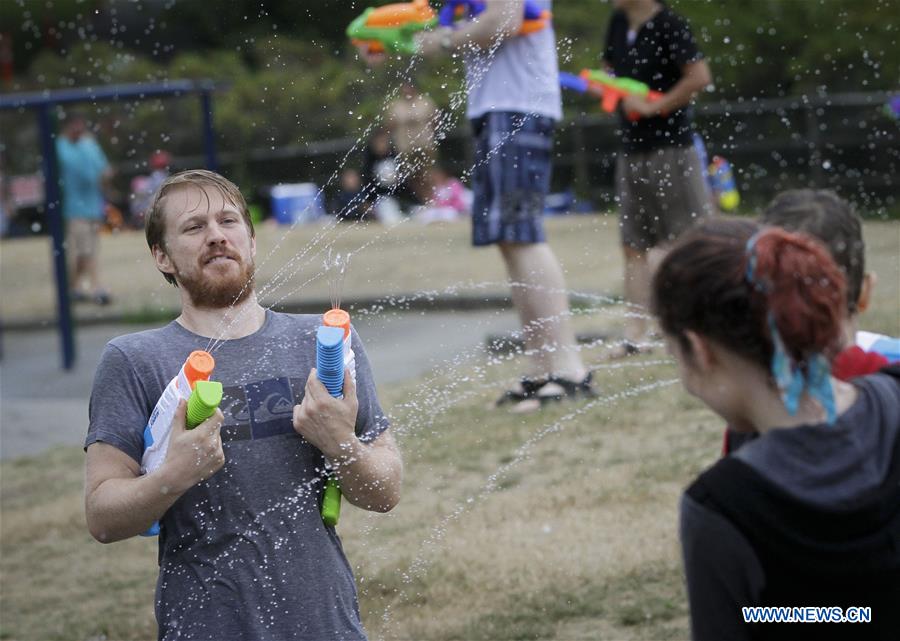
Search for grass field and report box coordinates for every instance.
[0,216,624,324]
[1,216,897,640]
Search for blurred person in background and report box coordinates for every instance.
[331,167,370,222]
[412,164,472,224]
[601,0,713,356]
[414,0,595,410]
[56,110,114,305]
[387,81,440,205]
[130,150,172,227]
[361,127,404,224]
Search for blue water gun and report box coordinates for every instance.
[316,325,346,527]
[558,71,588,93]
[438,0,551,35]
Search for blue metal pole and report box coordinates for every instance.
[200,91,218,171]
[37,104,76,370]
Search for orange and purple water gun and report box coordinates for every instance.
[438,0,550,34]
[348,0,551,56]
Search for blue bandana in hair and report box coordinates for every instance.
[745,232,837,424]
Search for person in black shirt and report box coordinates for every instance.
[330,168,370,222]
[361,127,405,224]
[600,0,713,355]
[652,219,900,640]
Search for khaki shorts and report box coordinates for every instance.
[616,145,714,251]
[67,219,101,259]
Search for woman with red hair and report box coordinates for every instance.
[652,219,899,640]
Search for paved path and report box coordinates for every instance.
[0,310,518,460]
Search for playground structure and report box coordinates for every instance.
[0,80,221,369]
[1,88,894,370]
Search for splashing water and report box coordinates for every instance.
[117,4,684,636]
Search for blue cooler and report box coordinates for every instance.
[270,183,325,225]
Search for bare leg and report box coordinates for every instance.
[84,255,101,294]
[498,242,587,382]
[646,246,669,276]
[622,245,650,344]
[72,255,89,294]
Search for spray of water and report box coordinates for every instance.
[157,5,683,635]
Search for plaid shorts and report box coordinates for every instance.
[469,112,555,246]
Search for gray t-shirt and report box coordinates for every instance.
[464,0,562,121]
[85,310,390,641]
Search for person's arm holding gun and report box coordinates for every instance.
[621,59,711,119]
[293,369,402,513]
[415,0,524,56]
[84,401,225,543]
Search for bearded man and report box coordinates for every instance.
[83,170,402,641]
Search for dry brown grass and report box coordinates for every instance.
[344,349,709,641]
[1,217,897,640]
[0,216,624,324]
[2,215,895,336]
[1,347,707,641]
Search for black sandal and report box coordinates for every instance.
[495,373,597,413]
[609,340,653,360]
[494,377,549,407]
[543,372,598,403]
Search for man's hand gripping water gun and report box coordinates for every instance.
[295,311,358,527]
[560,69,665,121]
[139,351,224,535]
[163,387,226,494]
[292,363,360,528]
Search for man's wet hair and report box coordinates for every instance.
[144,170,254,286]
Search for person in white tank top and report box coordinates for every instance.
[416,0,596,411]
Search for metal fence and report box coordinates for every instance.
[549,90,898,212]
[4,90,898,236]
[204,90,898,215]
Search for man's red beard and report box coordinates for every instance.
[175,250,256,309]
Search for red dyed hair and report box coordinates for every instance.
[748,227,847,364]
[652,219,847,372]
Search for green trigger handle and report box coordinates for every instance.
[186,380,223,429]
[322,477,342,527]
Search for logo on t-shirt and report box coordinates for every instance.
[254,393,294,424]
[234,377,297,440]
[218,377,299,442]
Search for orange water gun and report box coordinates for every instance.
[348,0,551,56]
[347,0,437,55]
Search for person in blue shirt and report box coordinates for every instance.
[56,111,113,305]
